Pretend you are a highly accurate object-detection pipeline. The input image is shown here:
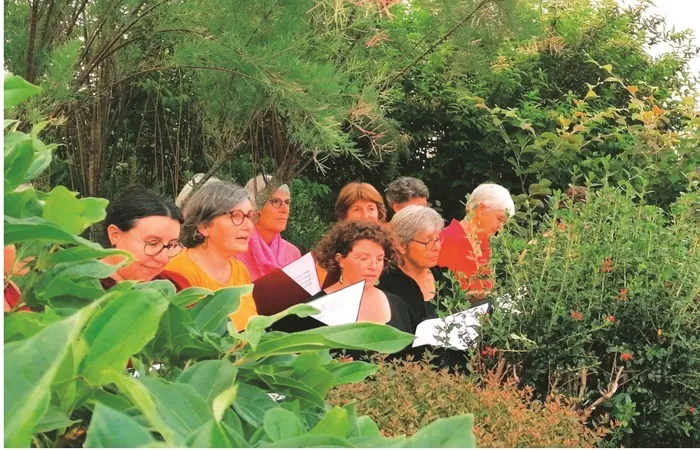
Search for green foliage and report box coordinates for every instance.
[481,184,700,446]
[4,77,474,447]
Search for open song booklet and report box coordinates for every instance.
[413,301,491,350]
[252,253,364,326]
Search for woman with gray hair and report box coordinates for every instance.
[237,174,301,280]
[385,176,430,213]
[377,205,453,332]
[166,180,259,331]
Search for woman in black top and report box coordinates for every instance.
[378,205,453,333]
[272,220,412,334]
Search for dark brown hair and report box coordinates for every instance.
[334,182,387,222]
[314,220,396,275]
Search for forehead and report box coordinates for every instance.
[350,239,384,254]
[350,200,377,208]
[233,199,253,211]
[271,190,290,200]
[130,215,181,237]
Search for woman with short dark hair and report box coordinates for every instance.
[101,185,188,290]
[385,176,430,213]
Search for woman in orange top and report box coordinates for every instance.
[166,181,259,331]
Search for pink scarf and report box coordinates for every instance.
[237,228,302,281]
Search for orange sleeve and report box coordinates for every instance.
[228,261,258,332]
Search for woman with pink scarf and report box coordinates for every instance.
[237,175,301,280]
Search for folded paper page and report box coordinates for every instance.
[281,252,321,295]
[308,281,365,326]
[413,302,490,350]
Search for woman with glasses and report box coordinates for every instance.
[101,186,189,290]
[165,181,259,331]
[307,220,411,332]
[237,175,301,281]
[378,205,454,332]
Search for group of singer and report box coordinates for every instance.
[5,174,515,336]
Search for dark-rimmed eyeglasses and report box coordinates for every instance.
[224,209,260,226]
[127,233,184,257]
[268,197,291,209]
[411,237,442,250]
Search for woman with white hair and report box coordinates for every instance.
[237,174,301,280]
[377,205,453,332]
[436,182,515,295]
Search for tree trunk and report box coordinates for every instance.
[24,0,40,83]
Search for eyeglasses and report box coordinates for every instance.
[224,209,260,226]
[349,254,388,268]
[127,233,184,257]
[268,198,291,209]
[411,237,442,250]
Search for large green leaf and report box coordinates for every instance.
[171,287,212,309]
[139,377,214,445]
[189,286,251,335]
[258,434,352,447]
[42,186,109,235]
[33,405,79,433]
[4,215,103,247]
[4,138,34,191]
[231,382,279,428]
[3,310,90,447]
[308,406,354,438]
[394,415,476,448]
[36,246,130,269]
[327,361,379,386]
[4,188,43,219]
[80,289,169,384]
[185,420,238,448]
[84,403,156,448]
[263,407,304,442]
[4,74,42,109]
[3,311,54,343]
[35,260,116,301]
[247,322,415,358]
[176,360,239,404]
[112,373,180,446]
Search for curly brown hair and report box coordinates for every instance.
[314,220,396,275]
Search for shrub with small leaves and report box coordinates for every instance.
[328,357,609,447]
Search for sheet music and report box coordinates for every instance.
[281,252,322,295]
[413,303,490,350]
[308,281,365,326]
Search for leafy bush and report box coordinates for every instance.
[328,357,609,447]
[482,184,700,447]
[4,74,476,448]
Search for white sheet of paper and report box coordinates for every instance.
[308,281,365,326]
[281,252,322,296]
[413,303,490,350]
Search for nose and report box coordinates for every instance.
[153,250,170,265]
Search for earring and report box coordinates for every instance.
[339,271,344,284]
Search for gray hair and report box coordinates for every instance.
[385,176,430,205]
[390,205,444,247]
[245,174,290,204]
[175,173,221,208]
[466,183,515,217]
[181,181,249,247]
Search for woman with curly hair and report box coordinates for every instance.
[311,220,411,331]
